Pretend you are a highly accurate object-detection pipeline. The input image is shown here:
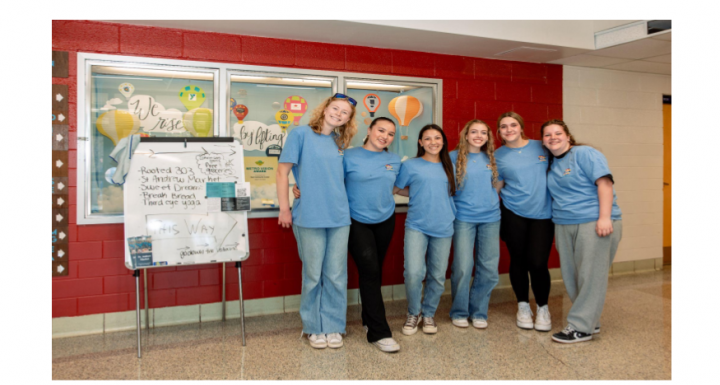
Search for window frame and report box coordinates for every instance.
[76,52,442,224]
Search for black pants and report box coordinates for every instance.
[348,213,395,343]
[500,202,554,306]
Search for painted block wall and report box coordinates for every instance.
[52,20,563,318]
[562,66,670,263]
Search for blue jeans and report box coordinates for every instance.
[404,227,453,317]
[292,225,351,334]
[450,220,501,321]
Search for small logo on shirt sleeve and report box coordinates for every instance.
[338,149,344,156]
[538,155,547,162]
[563,168,572,176]
[385,164,394,171]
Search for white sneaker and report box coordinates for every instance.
[472,318,488,329]
[452,318,469,328]
[372,338,400,353]
[422,317,438,334]
[308,334,327,349]
[516,302,534,329]
[402,314,420,335]
[534,305,552,332]
[327,333,343,348]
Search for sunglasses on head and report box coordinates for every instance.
[332,93,357,107]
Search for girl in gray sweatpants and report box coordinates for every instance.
[541,119,623,344]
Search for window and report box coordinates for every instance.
[345,79,438,205]
[227,73,336,211]
[78,58,218,223]
[77,53,441,223]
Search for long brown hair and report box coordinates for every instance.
[362,117,395,152]
[416,124,456,196]
[307,95,358,149]
[496,111,528,145]
[454,119,499,187]
[540,119,589,170]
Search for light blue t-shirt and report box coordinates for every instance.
[450,150,501,223]
[278,125,351,228]
[344,147,401,224]
[547,146,622,225]
[495,140,553,219]
[395,157,456,238]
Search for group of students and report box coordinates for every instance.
[275,94,623,353]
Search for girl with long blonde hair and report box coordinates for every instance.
[276,93,357,349]
[448,120,502,329]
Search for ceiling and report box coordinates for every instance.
[107,20,671,75]
[548,32,671,75]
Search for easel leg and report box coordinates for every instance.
[143,269,149,331]
[222,263,226,322]
[134,270,142,358]
[236,261,246,346]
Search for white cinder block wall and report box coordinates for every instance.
[562,66,671,263]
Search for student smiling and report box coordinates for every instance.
[395,124,457,336]
[541,119,623,344]
[276,94,357,350]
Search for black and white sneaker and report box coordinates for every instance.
[552,326,593,344]
[594,326,601,334]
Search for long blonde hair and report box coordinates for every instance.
[307,96,358,149]
[455,119,499,187]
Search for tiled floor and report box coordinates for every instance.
[52,268,671,380]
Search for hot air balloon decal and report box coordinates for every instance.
[388,95,423,140]
[284,95,308,126]
[183,108,213,137]
[363,94,381,117]
[233,104,249,123]
[230,98,237,109]
[96,110,140,145]
[118,83,135,99]
[275,109,294,134]
[178,86,207,111]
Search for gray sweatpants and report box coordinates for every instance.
[555,220,622,334]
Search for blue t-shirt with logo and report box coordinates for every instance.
[344,147,401,224]
[547,146,622,225]
[450,150,501,223]
[395,157,456,238]
[278,125,351,228]
[495,140,552,219]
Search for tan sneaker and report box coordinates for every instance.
[452,318,469,328]
[327,333,343,348]
[472,318,488,329]
[308,334,327,349]
[402,314,420,335]
[422,317,438,334]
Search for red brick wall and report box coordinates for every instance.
[52,20,562,318]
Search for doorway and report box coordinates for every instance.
[662,95,671,265]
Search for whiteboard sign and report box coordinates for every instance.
[124,138,250,269]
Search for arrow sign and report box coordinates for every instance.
[56,214,64,222]
[56,160,64,168]
[56,133,64,142]
[57,249,65,258]
[57,265,65,273]
[57,197,65,206]
[57,182,65,191]
[56,93,64,102]
[58,114,65,122]
[58,231,66,240]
